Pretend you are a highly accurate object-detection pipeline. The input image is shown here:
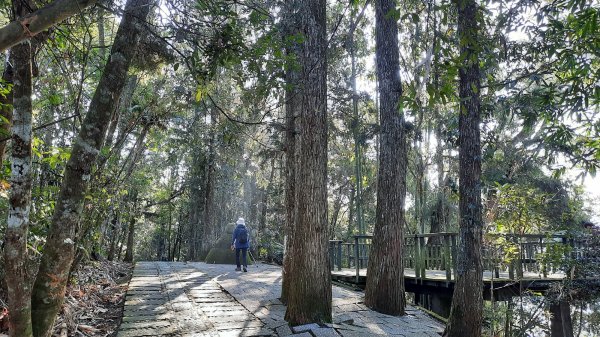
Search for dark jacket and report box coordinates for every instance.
[232,224,250,249]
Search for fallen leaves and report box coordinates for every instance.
[0,260,131,337]
[50,260,132,337]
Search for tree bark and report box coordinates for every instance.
[364,0,407,316]
[4,38,34,337]
[443,0,484,336]
[30,0,155,335]
[0,0,98,52]
[283,0,331,324]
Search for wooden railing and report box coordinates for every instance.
[329,233,590,283]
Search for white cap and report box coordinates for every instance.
[237,218,245,225]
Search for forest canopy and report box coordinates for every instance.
[0,0,598,335]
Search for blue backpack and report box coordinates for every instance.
[238,226,248,244]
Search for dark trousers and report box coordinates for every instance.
[235,248,248,268]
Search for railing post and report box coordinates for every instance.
[337,241,342,271]
[540,236,547,278]
[415,236,421,280]
[329,241,334,271]
[354,236,360,284]
[517,236,523,279]
[451,235,458,280]
[508,236,515,279]
[444,234,451,282]
[420,236,427,280]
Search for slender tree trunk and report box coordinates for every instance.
[364,0,407,316]
[116,227,126,261]
[104,75,136,152]
[31,0,154,335]
[123,206,137,263]
[429,123,445,245]
[200,108,217,257]
[346,187,355,238]
[433,123,445,233]
[329,183,345,239]
[348,11,364,236]
[172,213,183,261]
[107,211,119,261]
[4,38,33,337]
[443,0,484,336]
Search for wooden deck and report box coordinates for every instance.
[332,267,565,281]
[331,267,567,300]
[328,233,596,300]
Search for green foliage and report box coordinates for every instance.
[492,184,550,234]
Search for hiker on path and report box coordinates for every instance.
[231,217,250,272]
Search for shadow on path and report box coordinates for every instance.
[117,262,444,337]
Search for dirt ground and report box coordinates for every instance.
[0,260,132,337]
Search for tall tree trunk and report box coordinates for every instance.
[123,207,137,263]
[363,0,407,316]
[280,0,300,304]
[443,0,484,336]
[4,37,33,337]
[284,0,330,324]
[348,8,364,236]
[30,0,154,335]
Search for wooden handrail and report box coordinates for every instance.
[328,232,592,282]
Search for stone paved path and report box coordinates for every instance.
[117,262,444,337]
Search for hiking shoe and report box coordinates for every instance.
[243,267,247,272]
[235,267,241,271]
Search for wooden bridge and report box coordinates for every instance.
[329,233,595,317]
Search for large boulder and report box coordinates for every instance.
[205,224,254,265]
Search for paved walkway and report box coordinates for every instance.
[117,262,444,337]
